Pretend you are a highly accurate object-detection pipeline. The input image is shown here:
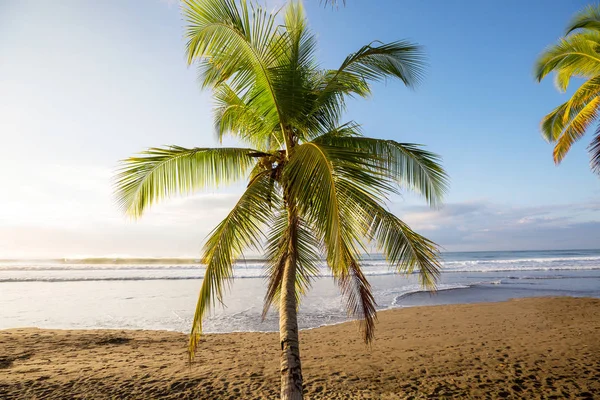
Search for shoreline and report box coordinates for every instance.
[0,290,580,336]
[2,297,600,399]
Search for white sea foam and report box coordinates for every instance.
[1,252,600,282]
[390,283,470,305]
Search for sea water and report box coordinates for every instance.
[1,249,599,333]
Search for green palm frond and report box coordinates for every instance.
[329,40,426,91]
[541,102,570,143]
[554,96,600,163]
[562,74,600,122]
[332,157,441,288]
[534,31,600,91]
[283,142,389,271]
[280,140,385,343]
[321,0,345,6]
[189,172,279,359]
[283,142,343,270]
[183,0,287,142]
[566,4,600,34]
[304,41,425,135]
[539,76,600,163]
[369,208,441,288]
[290,142,384,344]
[272,2,320,132]
[282,139,441,341]
[315,131,448,207]
[333,183,379,343]
[262,211,321,317]
[336,242,377,344]
[115,146,258,218]
[282,2,317,72]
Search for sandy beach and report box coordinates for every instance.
[1,297,599,399]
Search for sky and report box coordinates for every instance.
[1,0,599,258]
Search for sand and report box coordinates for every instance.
[1,297,599,399]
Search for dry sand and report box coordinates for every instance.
[1,297,599,399]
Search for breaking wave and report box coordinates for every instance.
[1,252,600,282]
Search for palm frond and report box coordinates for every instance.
[262,210,321,317]
[283,142,344,271]
[336,242,377,344]
[320,0,345,6]
[183,0,287,132]
[331,159,442,288]
[368,208,441,288]
[566,5,600,34]
[333,185,379,343]
[301,73,368,136]
[330,40,426,90]
[283,142,389,271]
[302,41,425,135]
[537,5,600,172]
[272,1,320,134]
[561,74,600,123]
[541,102,571,143]
[298,139,440,341]
[283,2,317,72]
[534,31,600,90]
[539,76,600,162]
[314,131,448,207]
[554,96,600,164]
[115,146,257,218]
[282,139,437,343]
[189,172,279,359]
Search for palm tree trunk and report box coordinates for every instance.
[279,202,303,400]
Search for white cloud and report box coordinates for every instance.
[393,200,600,251]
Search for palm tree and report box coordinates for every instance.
[535,4,600,174]
[115,0,448,398]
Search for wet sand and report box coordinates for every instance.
[1,297,599,399]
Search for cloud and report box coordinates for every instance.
[393,200,600,251]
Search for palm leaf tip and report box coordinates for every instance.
[188,320,203,362]
[345,40,427,89]
[371,209,442,288]
[343,262,378,344]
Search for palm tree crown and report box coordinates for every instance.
[115,0,448,397]
[535,4,600,174]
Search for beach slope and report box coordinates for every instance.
[1,297,599,399]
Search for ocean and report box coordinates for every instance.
[1,249,600,334]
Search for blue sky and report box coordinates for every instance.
[1,0,599,257]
